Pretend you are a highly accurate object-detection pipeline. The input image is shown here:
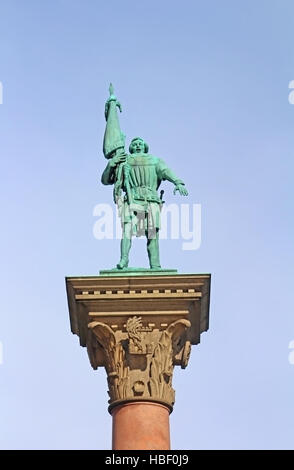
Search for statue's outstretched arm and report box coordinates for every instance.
[157,158,184,185]
[157,158,188,196]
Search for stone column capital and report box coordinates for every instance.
[66,273,210,412]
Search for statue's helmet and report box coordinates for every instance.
[129,137,149,154]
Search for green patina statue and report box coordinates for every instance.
[101,84,188,270]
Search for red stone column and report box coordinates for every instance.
[111,401,171,450]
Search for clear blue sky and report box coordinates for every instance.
[0,0,294,449]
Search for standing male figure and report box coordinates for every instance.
[101,136,188,269]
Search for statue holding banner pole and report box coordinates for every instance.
[101,84,188,270]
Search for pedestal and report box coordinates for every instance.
[66,273,211,450]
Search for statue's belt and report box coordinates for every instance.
[123,185,161,203]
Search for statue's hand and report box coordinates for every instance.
[110,152,127,168]
[174,184,188,196]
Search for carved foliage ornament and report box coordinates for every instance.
[88,316,191,410]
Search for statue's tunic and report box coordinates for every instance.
[117,154,184,236]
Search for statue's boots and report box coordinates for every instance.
[147,236,161,269]
[117,237,131,269]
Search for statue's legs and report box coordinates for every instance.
[146,229,161,269]
[117,223,132,269]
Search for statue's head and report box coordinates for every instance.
[129,137,149,154]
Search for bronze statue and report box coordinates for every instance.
[101,84,188,269]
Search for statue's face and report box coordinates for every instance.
[131,139,145,154]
